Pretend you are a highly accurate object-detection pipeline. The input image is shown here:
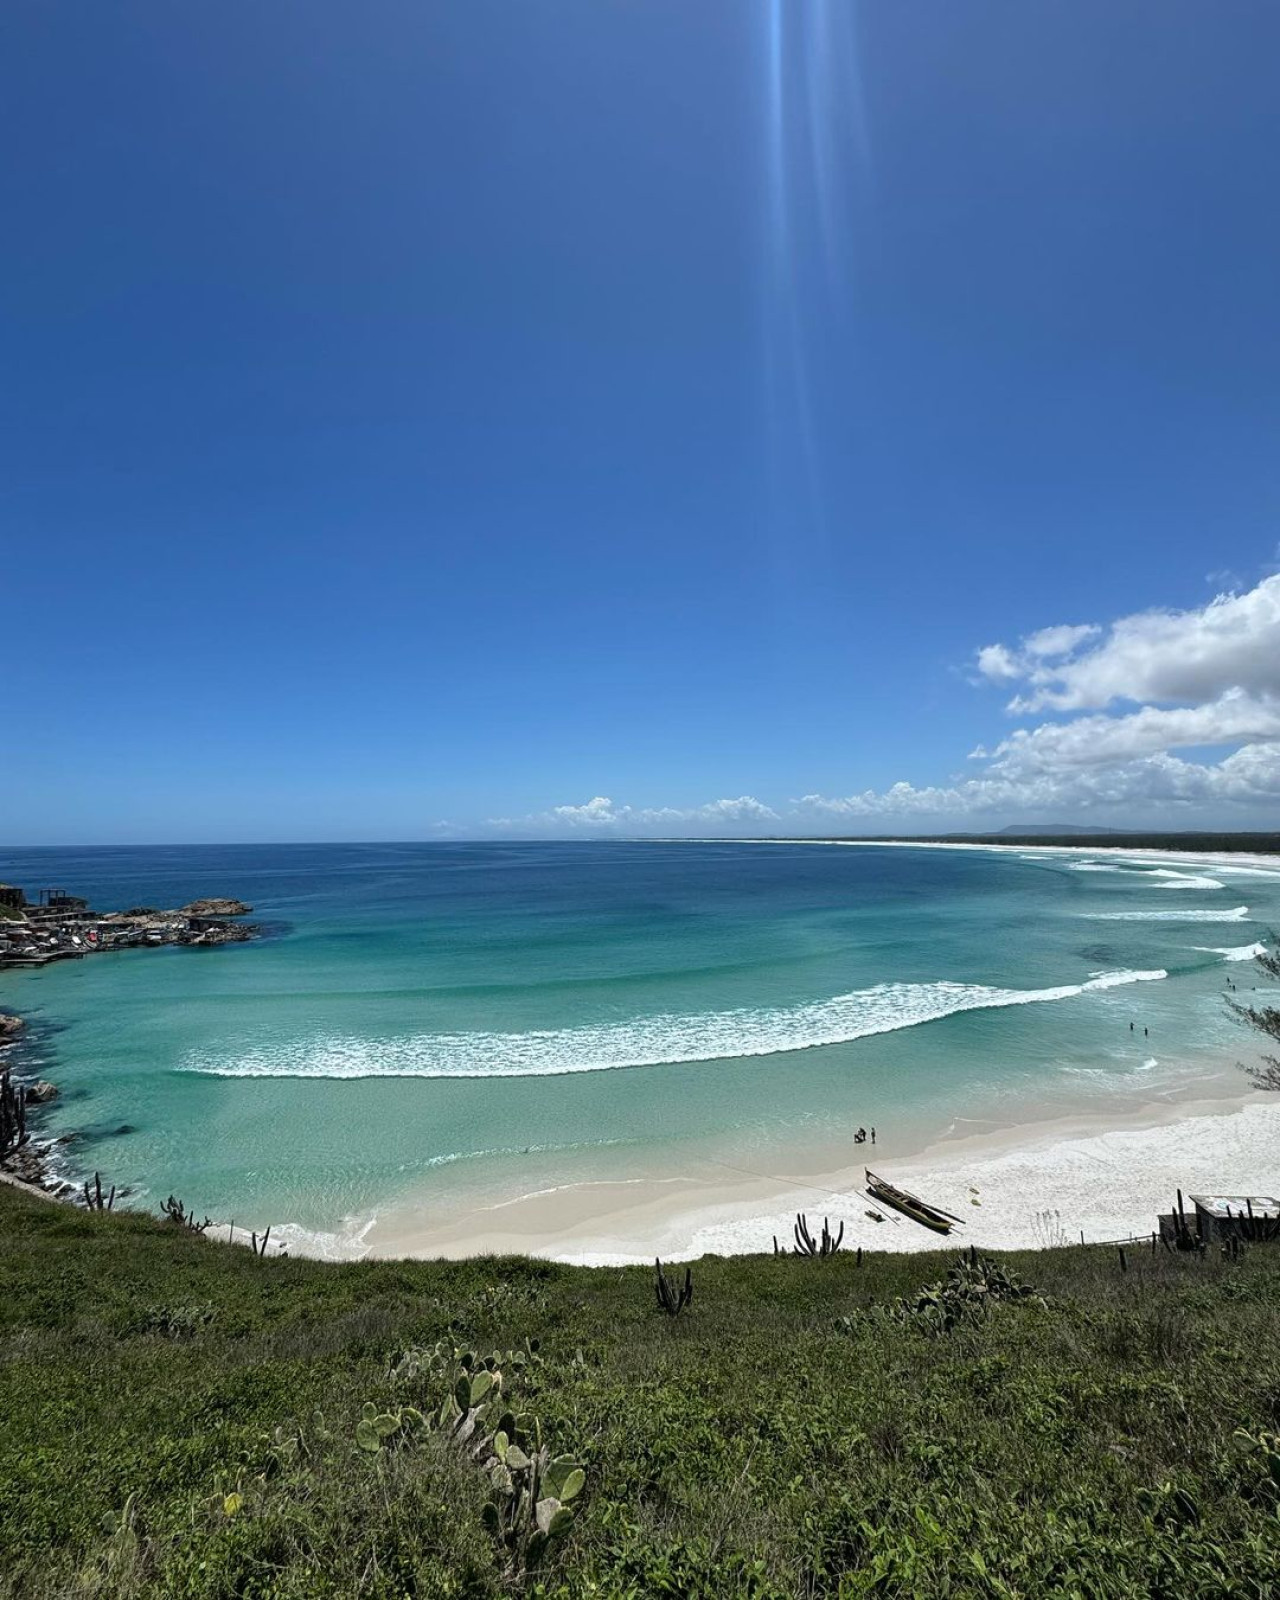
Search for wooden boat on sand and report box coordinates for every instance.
[865,1170,961,1235]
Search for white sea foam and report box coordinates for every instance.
[1066,861,1226,887]
[182,969,1167,1081]
[1086,906,1250,922]
[1144,869,1227,889]
[214,1216,376,1262]
[1192,941,1267,963]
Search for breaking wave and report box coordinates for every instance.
[182,968,1168,1081]
[1144,868,1226,890]
[1086,906,1250,923]
[1193,941,1267,963]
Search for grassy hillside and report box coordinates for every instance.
[2,1185,1279,1598]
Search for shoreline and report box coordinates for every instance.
[0,882,260,1201]
[3,840,1275,1253]
[704,837,1280,876]
[366,1073,1280,1263]
[0,1012,66,1199]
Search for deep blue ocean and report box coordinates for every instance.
[1,841,1274,1250]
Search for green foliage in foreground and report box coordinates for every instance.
[2,1188,1280,1598]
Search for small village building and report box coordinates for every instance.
[1160,1193,1280,1246]
[30,891,94,925]
[38,890,89,911]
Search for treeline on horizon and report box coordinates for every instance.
[827,831,1280,853]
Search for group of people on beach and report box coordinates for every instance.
[853,1125,875,1145]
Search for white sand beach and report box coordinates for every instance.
[728,837,1280,878]
[363,1075,1279,1265]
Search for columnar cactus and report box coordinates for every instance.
[0,1069,27,1159]
[793,1213,844,1258]
[654,1258,693,1316]
[82,1171,116,1211]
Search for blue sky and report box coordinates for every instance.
[3,2,1280,844]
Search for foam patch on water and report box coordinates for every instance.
[1193,941,1267,962]
[1143,869,1227,890]
[219,1216,376,1262]
[1086,906,1250,922]
[1070,862,1123,872]
[182,969,1167,1081]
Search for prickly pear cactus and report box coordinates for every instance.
[400,1347,586,1576]
[354,1401,424,1453]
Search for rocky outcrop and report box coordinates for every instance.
[181,922,256,946]
[0,1015,24,1041]
[1,889,260,968]
[25,1081,58,1104]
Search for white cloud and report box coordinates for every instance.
[980,574,1280,713]
[793,741,1280,823]
[491,795,779,835]
[975,643,1020,682]
[987,692,1280,771]
[1022,623,1100,660]
[477,576,1280,835]
[552,796,622,828]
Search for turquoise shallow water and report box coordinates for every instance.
[1,842,1276,1244]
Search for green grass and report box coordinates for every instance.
[2,1185,1279,1598]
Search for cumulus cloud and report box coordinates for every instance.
[552,796,622,828]
[818,575,1280,825]
[469,575,1280,835]
[1022,623,1101,660]
[491,795,780,835]
[986,692,1280,771]
[977,575,1280,713]
[793,743,1280,823]
[975,643,1020,682]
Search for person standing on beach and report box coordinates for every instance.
[870,1127,876,1145]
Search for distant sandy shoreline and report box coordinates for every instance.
[701,837,1280,875]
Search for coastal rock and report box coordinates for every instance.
[181,898,253,917]
[0,1015,24,1040]
[181,922,256,946]
[25,1081,59,1105]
